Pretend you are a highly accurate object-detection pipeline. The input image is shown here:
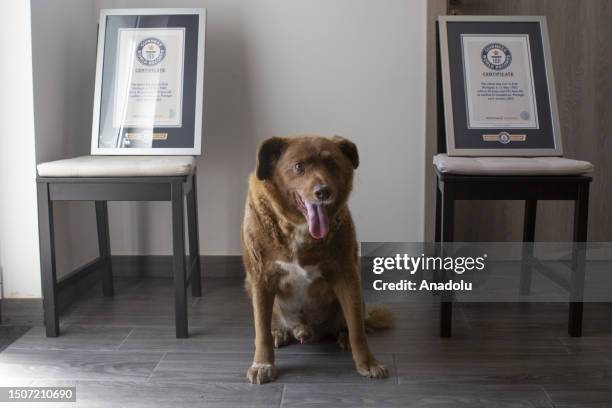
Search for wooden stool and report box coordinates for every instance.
[36,155,202,338]
[433,154,593,338]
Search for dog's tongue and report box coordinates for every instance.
[305,202,329,240]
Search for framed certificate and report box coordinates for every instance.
[91,8,205,155]
[438,16,562,156]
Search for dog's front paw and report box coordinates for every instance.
[246,362,277,384]
[356,359,388,379]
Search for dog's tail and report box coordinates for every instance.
[365,304,395,331]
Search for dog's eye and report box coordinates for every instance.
[294,162,305,174]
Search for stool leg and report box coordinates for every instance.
[172,181,188,338]
[520,200,537,296]
[187,175,202,297]
[440,182,454,338]
[37,183,59,337]
[569,183,589,337]
[95,201,114,297]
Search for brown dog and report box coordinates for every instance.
[241,135,392,384]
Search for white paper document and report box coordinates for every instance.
[461,34,539,129]
[114,28,185,128]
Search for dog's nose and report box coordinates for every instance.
[314,186,331,201]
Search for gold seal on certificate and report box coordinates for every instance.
[114,28,185,128]
[461,35,538,130]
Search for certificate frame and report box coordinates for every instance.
[439,16,563,156]
[91,8,206,155]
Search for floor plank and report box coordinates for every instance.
[149,351,397,384]
[395,352,612,385]
[25,379,284,408]
[0,325,31,352]
[543,383,612,408]
[281,383,553,408]
[7,325,132,352]
[0,348,164,382]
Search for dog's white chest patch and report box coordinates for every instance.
[275,260,321,324]
[276,260,321,283]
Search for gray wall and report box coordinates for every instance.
[31,0,100,277]
[31,0,428,279]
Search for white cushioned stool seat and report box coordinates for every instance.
[37,155,195,177]
[433,154,593,176]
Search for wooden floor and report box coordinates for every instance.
[1,277,612,407]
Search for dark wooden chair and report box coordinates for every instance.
[433,154,593,338]
[36,155,201,338]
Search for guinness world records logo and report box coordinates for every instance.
[136,38,166,66]
[498,131,511,144]
[481,43,512,70]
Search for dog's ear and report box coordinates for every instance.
[333,136,359,170]
[256,137,287,180]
